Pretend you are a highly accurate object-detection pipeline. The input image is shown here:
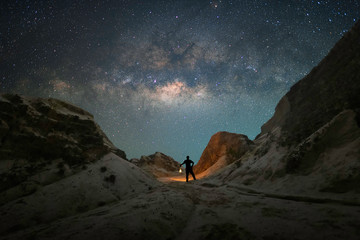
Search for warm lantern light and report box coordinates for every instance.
[179,168,182,173]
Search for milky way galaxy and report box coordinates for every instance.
[1,0,358,162]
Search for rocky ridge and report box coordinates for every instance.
[0,94,158,236]
[0,94,127,192]
[130,152,181,178]
[204,21,360,198]
[260,20,360,143]
[193,131,254,175]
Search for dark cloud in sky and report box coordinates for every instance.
[1,0,358,162]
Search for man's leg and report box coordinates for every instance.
[186,171,189,182]
[190,169,196,180]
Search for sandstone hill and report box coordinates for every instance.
[0,93,126,191]
[0,94,158,236]
[208,21,360,199]
[260,21,360,145]
[193,131,254,176]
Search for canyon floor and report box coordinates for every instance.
[3,175,360,240]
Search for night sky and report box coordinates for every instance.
[1,1,358,163]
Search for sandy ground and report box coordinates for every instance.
[2,175,360,240]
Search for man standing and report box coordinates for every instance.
[180,156,196,182]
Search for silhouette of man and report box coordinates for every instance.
[180,156,196,182]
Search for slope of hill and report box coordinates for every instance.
[0,153,159,235]
[260,21,360,145]
[0,93,127,191]
[207,21,360,199]
[0,94,159,236]
[193,131,254,176]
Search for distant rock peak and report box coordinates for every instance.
[194,131,254,175]
[130,152,180,178]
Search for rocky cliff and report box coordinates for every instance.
[260,20,360,144]
[0,94,158,236]
[194,131,254,175]
[209,21,360,198]
[0,94,126,192]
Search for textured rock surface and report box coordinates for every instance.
[209,21,360,197]
[194,131,254,175]
[0,153,159,236]
[0,95,159,236]
[0,94,126,192]
[259,20,360,145]
[130,152,181,178]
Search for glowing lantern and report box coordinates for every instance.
[179,168,182,173]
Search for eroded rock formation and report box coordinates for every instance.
[130,152,180,178]
[194,131,254,175]
[0,94,126,192]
